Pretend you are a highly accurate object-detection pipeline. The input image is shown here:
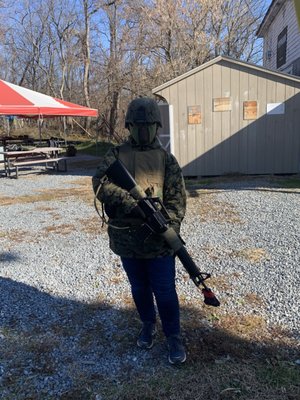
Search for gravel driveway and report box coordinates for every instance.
[0,164,299,398]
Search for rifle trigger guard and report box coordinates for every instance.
[200,272,211,281]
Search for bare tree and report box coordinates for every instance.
[78,0,100,129]
[3,0,50,89]
[208,0,267,62]
[0,0,269,139]
[136,0,267,88]
[95,0,146,138]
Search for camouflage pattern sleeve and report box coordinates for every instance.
[92,147,137,214]
[163,153,187,233]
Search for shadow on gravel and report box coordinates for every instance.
[0,277,299,400]
[0,157,102,180]
[2,167,98,180]
[0,252,22,263]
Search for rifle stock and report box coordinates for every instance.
[105,159,220,307]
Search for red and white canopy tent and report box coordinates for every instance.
[0,79,98,141]
[0,79,98,117]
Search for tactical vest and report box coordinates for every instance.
[117,143,166,200]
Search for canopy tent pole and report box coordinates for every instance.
[38,115,43,144]
[62,116,67,146]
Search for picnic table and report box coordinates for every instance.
[0,147,68,178]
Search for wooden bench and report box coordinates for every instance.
[9,157,68,178]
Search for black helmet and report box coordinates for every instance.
[125,97,162,129]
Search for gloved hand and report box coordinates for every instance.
[169,221,180,234]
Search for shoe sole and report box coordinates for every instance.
[137,340,154,349]
[168,353,187,365]
[137,329,157,349]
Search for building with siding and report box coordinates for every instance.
[153,55,300,177]
[257,0,300,76]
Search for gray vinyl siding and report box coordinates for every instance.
[286,1,300,70]
[153,57,300,176]
[262,0,300,74]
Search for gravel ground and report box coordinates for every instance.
[0,164,299,398]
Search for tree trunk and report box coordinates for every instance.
[109,90,119,139]
[82,0,91,131]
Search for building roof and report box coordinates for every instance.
[152,55,300,94]
[256,0,286,38]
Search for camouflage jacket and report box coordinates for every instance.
[92,137,186,258]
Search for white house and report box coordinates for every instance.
[257,0,300,76]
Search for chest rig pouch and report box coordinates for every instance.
[117,143,166,200]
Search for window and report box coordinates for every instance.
[277,27,287,68]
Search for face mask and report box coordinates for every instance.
[129,123,157,145]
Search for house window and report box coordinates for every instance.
[277,27,287,68]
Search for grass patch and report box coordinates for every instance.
[78,217,104,235]
[42,223,75,235]
[256,361,300,388]
[243,293,265,308]
[2,309,299,400]
[186,174,300,192]
[187,193,242,224]
[206,274,232,293]
[60,360,300,400]
[35,206,56,212]
[0,177,95,206]
[270,175,300,189]
[0,229,36,244]
[185,174,260,190]
[76,140,113,157]
[231,247,268,263]
[185,178,214,190]
[216,314,268,340]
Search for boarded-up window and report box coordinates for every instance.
[243,101,258,120]
[188,105,201,124]
[213,97,232,112]
[277,27,287,68]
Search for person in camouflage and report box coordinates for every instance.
[92,97,187,364]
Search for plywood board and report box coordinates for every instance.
[188,105,201,124]
[213,97,232,111]
[243,101,257,120]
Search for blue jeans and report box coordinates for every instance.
[121,256,180,337]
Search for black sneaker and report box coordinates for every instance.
[137,322,156,349]
[167,334,186,364]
